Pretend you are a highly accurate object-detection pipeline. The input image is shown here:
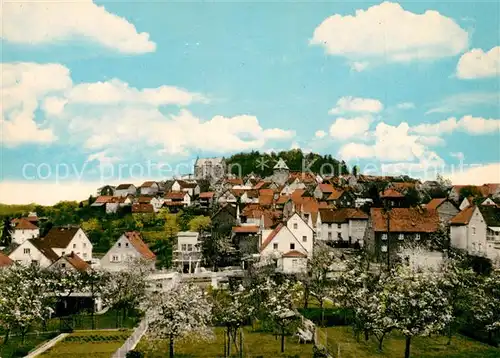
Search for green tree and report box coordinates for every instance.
[188,216,211,232]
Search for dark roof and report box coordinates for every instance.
[124,232,156,260]
[199,192,215,199]
[319,208,368,223]
[13,218,38,230]
[478,205,500,226]
[116,184,135,190]
[232,225,259,233]
[60,253,91,271]
[177,180,198,189]
[282,250,307,258]
[140,181,157,188]
[43,227,80,248]
[370,208,439,233]
[29,239,59,261]
[132,203,154,213]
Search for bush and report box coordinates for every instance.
[12,346,32,357]
[298,308,353,326]
[126,351,144,358]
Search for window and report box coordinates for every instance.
[381,245,388,252]
[337,233,342,239]
[292,259,298,267]
[118,242,121,247]
[83,253,87,258]
[328,232,332,240]
[472,227,476,235]
[293,223,298,229]
[302,236,307,242]
[61,251,65,255]
[73,244,76,249]
[398,234,404,241]
[83,243,87,248]
[328,224,332,229]
[187,244,193,252]
[415,234,421,240]
[156,283,163,289]
[290,243,295,250]
[304,214,310,221]
[24,248,30,254]
[181,244,187,251]
[61,263,66,268]
[381,234,387,241]
[337,224,341,229]
[112,255,120,262]
[31,260,39,266]
[125,243,129,248]
[273,243,278,250]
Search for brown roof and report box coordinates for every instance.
[124,231,156,260]
[199,191,215,199]
[426,198,447,210]
[370,208,439,233]
[327,189,345,201]
[259,189,274,196]
[319,208,368,223]
[0,252,13,268]
[450,206,476,225]
[276,195,290,204]
[176,180,198,189]
[132,203,155,213]
[260,224,284,252]
[164,202,185,207]
[29,239,59,261]
[116,184,135,190]
[299,197,320,213]
[318,183,335,193]
[13,218,38,230]
[165,192,186,200]
[140,181,157,188]
[282,250,307,258]
[289,171,317,183]
[253,181,271,190]
[380,188,404,198]
[43,227,80,248]
[94,195,113,204]
[137,196,153,203]
[232,225,259,233]
[226,178,244,185]
[259,195,274,206]
[61,252,91,271]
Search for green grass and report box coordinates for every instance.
[137,326,314,357]
[0,332,58,358]
[317,326,499,358]
[39,330,131,358]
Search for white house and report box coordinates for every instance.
[316,208,368,246]
[100,231,156,272]
[41,227,93,261]
[450,205,500,261]
[9,239,58,268]
[259,213,314,273]
[171,180,200,197]
[165,191,191,207]
[10,218,40,245]
[114,184,137,197]
[50,252,91,272]
[139,181,160,196]
[173,231,202,273]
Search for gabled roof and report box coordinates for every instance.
[43,227,80,248]
[282,250,307,258]
[380,188,404,198]
[199,191,215,199]
[260,224,284,251]
[370,208,439,233]
[55,252,90,271]
[232,225,259,233]
[93,196,113,204]
[254,181,271,190]
[165,192,186,200]
[426,198,447,210]
[478,205,500,227]
[319,208,368,223]
[450,206,476,225]
[276,195,290,205]
[176,180,198,189]
[124,231,156,260]
[274,158,289,170]
[140,181,157,188]
[29,239,59,262]
[0,252,13,268]
[327,189,345,201]
[137,196,154,203]
[116,184,135,190]
[318,183,335,193]
[259,195,274,206]
[132,203,155,213]
[13,218,38,230]
[225,178,244,186]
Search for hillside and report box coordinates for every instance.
[226,149,349,177]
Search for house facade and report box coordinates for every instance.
[42,227,93,261]
[139,181,160,196]
[100,231,156,272]
[425,198,459,225]
[10,218,40,245]
[173,231,202,273]
[316,208,368,247]
[9,239,58,267]
[115,184,137,197]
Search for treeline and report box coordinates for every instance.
[226,149,349,177]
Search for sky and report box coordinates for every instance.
[1,0,499,204]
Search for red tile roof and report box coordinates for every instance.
[426,198,447,210]
[199,192,215,199]
[450,206,476,225]
[259,195,274,206]
[116,184,135,190]
[380,188,404,198]
[319,208,368,223]
[165,192,186,200]
[63,252,90,271]
[13,218,38,230]
[370,208,439,233]
[260,224,284,252]
[43,227,80,248]
[327,189,345,201]
[259,188,274,196]
[282,250,307,258]
[132,203,155,213]
[140,181,157,188]
[253,181,271,190]
[276,195,290,205]
[94,195,113,204]
[226,178,244,185]
[0,252,13,268]
[318,183,335,193]
[232,225,259,233]
[137,196,153,204]
[124,231,156,260]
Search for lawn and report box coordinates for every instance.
[0,333,58,358]
[46,309,140,332]
[39,330,131,358]
[136,326,314,357]
[317,326,500,358]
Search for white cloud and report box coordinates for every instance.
[1,62,72,146]
[397,102,415,110]
[412,115,500,135]
[86,151,121,165]
[315,130,327,138]
[46,79,207,109]
[1,0,155,54]
[350,62,369,72]
[310,2,468,68]
[416,136,445,146]
[263,128,296,140]
[329,116,373,140]
[426,92,499,114]
[329,96,383,114]
[448,163,500,185]
[456,46,500,79]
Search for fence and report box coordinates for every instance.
[111,318,149,358]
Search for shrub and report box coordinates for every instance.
[126,350,144,358]
[298,308,353,326]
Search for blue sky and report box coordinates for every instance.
[1,1,499,204]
